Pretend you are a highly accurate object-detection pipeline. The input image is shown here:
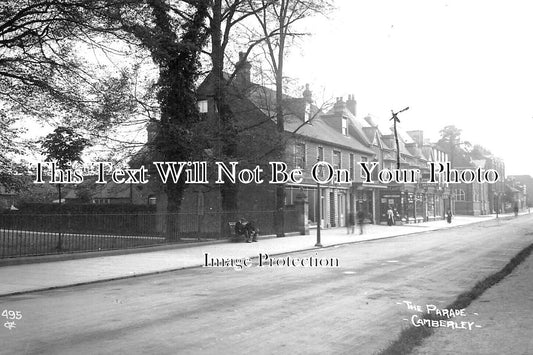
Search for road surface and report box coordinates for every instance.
[1,215,532,354]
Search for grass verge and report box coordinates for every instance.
[378,242,533,355]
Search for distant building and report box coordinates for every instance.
[435,143,501,216]
[506,176,528,210]
[507,175,532,207]
[0,184,16,210]
[63,177,159,206]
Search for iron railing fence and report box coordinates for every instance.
[0,208,299,258]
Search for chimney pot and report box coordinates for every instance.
[334,97,346,113]
[236,52,251,85]
[303,83,312,102]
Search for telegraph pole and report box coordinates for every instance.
[390,107,409,222]
[390,107,409,169]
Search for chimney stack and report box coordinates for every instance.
[302,83,312,103]
[236,51,251,85]
[333,97,346,113]
[346,94,356,116]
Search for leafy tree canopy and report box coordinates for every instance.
[41,126,91,168]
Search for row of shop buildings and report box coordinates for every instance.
[188,54,514,227]
[279,93,508,226]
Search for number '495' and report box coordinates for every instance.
[2,310,22,320]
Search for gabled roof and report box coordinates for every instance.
[362,126,378,145]
[405,143,426,161]
[420,145,435,161]
[382,150,398,162]
[236,83,375,155]
[284,114,374,154]
[323,103,373,146]
[382,134,411,162]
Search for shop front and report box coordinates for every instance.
[379,189,402,224]
[403,184,426,223]
[356,189,373,223]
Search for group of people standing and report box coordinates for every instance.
[347,210,366,235]
[347,205,454,233]
[235,218,259,243]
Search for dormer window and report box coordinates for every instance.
[304,102,311,122]
[197,100,208,113]
[342,116,348,136]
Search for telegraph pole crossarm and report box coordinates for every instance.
[390,107,409,170]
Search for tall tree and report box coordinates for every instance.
[0,111,25,191]
[438,125,471,164]
[170,1,329,222]
[209,0,239,215]
[249,0,332,236]
[41,126,90,250]
[106,0,210,215]
[439,125,462,147]
[205,0,274,216]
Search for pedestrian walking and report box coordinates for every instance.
[387,206,394,226]
[513,203,519,217]
[356,210,365,235]
[446,209,452,224]
[347,210,355,234]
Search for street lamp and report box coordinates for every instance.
[315,160,323,247]
[494,192,500,218]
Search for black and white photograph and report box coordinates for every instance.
[0,0,532,354]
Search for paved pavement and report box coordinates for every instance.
[1,212,522,297]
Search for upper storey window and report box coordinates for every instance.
[197,100,208,113]
[342,117,348,135]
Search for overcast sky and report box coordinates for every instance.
[285,0,533,176]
